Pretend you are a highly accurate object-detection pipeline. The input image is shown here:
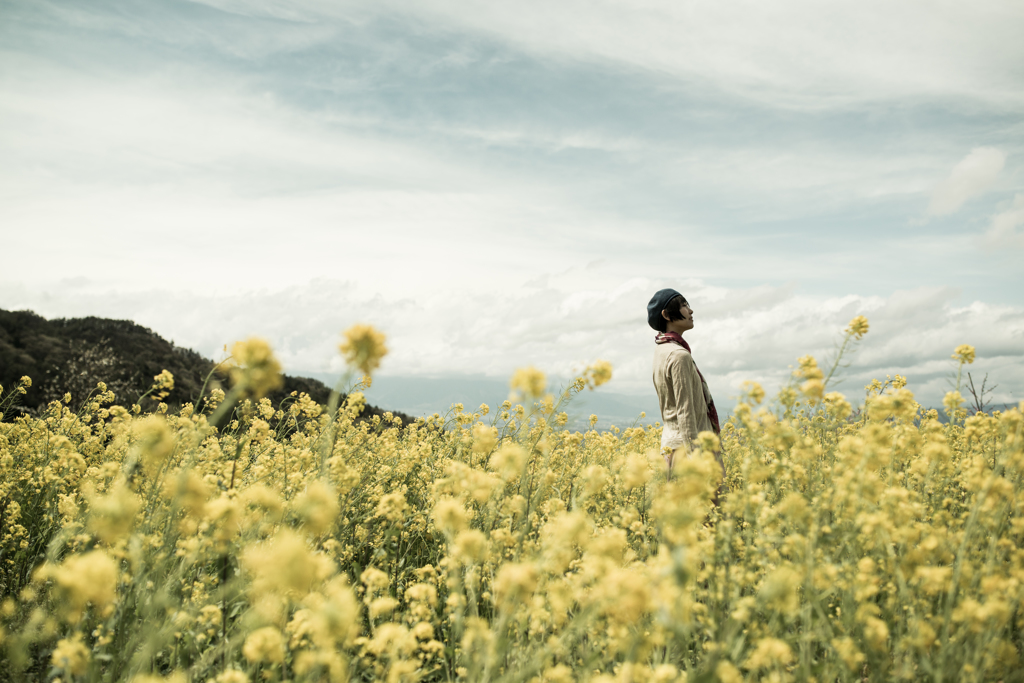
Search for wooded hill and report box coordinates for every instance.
[0,309,412,424]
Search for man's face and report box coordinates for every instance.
[662,299,694,332]
[677,301,694,331]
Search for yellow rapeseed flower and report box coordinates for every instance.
[509,366,546,400]
[471,424,498,455]
[375,491,408,522]
[339,324,388,375]
[452,529,488,563]
[243,626,285,663]
[796,355,823,380]
[241,529,335,598]
[823,391,852,420]
[86,482,141,544]
[846,315,870,339]
[493,562,538,602]
[943,390,964,415]
[542,664,574,683]
[368,596,399,619]
[230,337,284,398]
[151,369,174,400]
[715,661,743,683]
[130,674,187,683]
[361,566,390,594]
[205,493,243,544]
[169,470,211,518]
[952,344,976,364]
[432,498,469,535]
[742,381,765,405]
[488,443,527,481]
[51,633,90,675]
[214,670,249,683]
[622,452,652,489]
[585,360,613,389]
[744,637,794,669]
[294,481,340,536]
[132,414,176,476]
[831,636,865,671]
[39,550,119,620]
[863,616,890,652]
[758,565,801,613]
[801,378,825,400]
[913,566,952,596]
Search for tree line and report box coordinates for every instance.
[0,309,411,424]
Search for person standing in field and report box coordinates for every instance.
[648,288,726,490]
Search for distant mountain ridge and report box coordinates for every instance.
[0,308,412,424]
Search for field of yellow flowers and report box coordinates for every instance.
[0,320,1021,683]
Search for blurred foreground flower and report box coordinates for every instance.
[339,324,388,375]
[36,550,119,621]
[230,337,283,398]
[952,344,976,364]
[846,315,869,339]
[51,634,89,675]
[510,366,546,400]
[585,360,613,389]
[944,390,964,415]
[243,626,286,664]
[742,381,765,405]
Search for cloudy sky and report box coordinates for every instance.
[2,0,1023,418]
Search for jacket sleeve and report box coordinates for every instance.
[667,351,705,450]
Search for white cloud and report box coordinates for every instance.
[174,0,1024,112]
[0,64,475,194]
[4,58,964,300]
[0,58,989,298]
[927,147,1006,216]
[984,193,1024,248]
[0,54,948,207]
[182,0,324,23]
[0,65,626,293]
[317,0,1024,111]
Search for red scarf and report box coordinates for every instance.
[655,332,720,434]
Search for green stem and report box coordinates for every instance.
[823,331,853,389]
[320,371,352,476]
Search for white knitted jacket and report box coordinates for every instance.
[652,341,714,454]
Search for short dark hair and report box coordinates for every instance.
[654,295,688,332]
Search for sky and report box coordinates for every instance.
[2,0,1023,419]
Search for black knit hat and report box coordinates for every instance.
[647,288,684,331]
